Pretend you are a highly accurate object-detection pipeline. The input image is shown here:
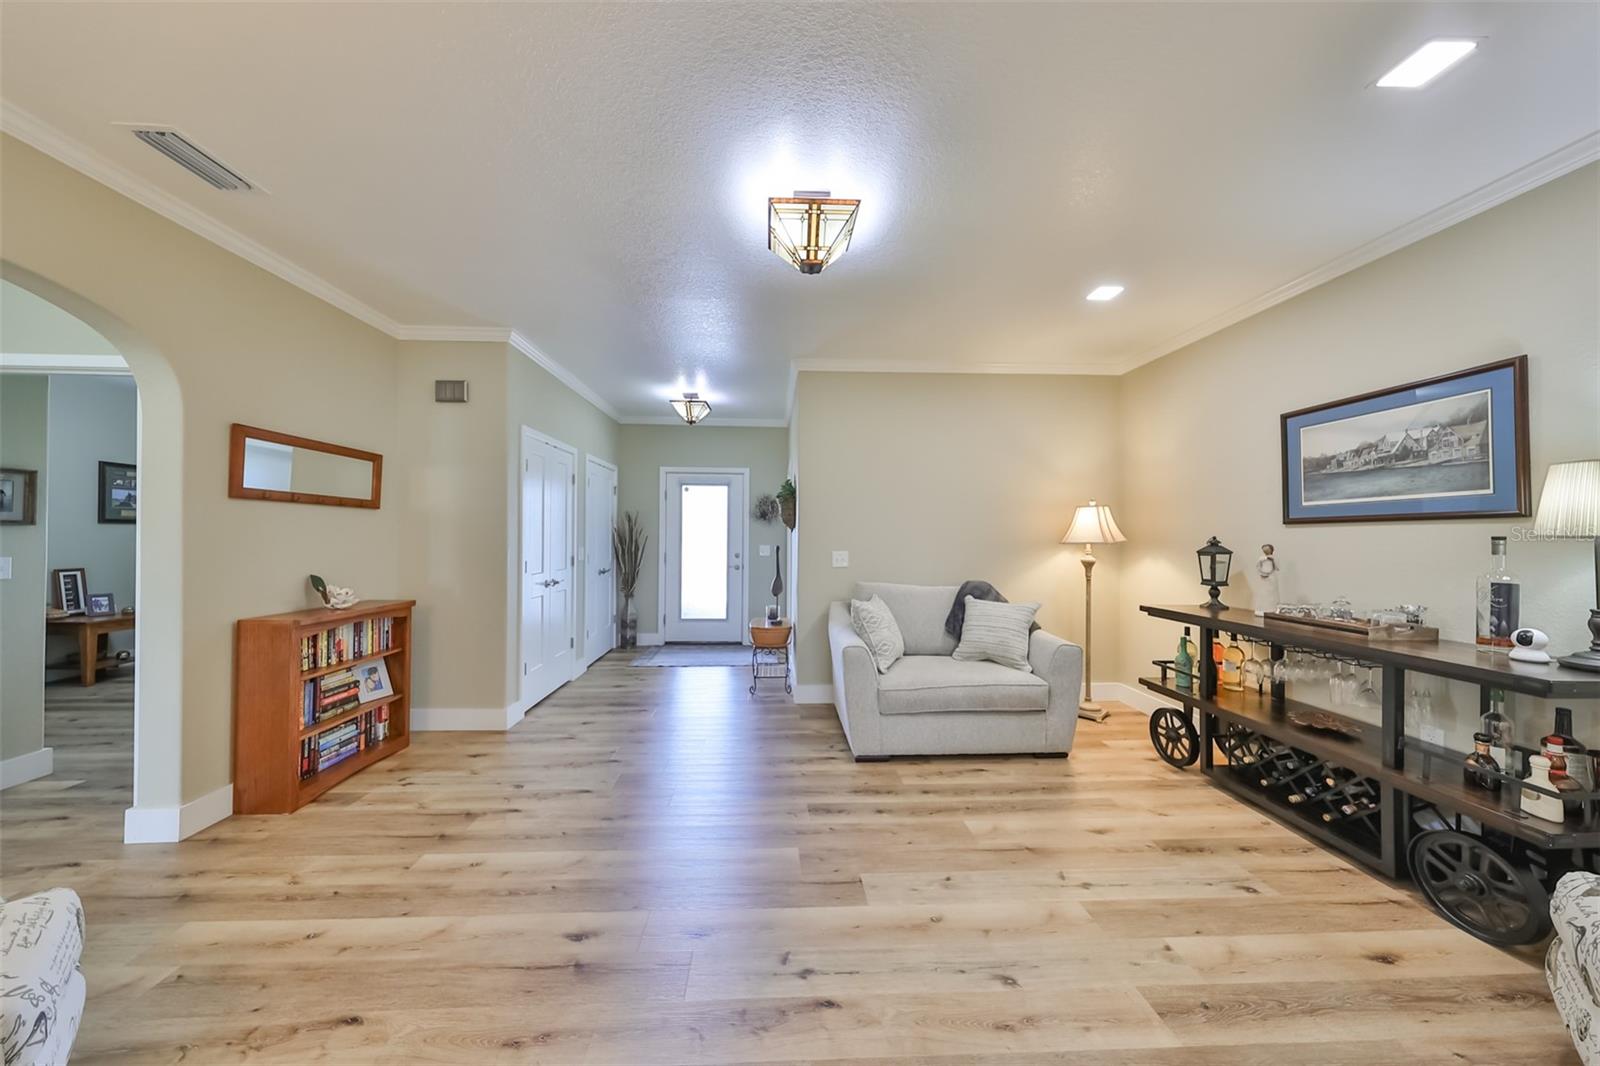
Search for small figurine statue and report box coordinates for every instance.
[309,574,358,610]
[1248,544,1280,617]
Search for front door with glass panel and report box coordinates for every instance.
[663,470,745,643]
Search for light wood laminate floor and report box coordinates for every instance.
[1,657,1571,1064]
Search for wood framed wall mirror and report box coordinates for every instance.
[228,424,383,508]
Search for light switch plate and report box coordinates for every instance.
[0,556,10,580]
[759,545,771,557]
[831,550,849,568]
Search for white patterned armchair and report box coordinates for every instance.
[1,889,86,1066]
[1549,872,1600,1065]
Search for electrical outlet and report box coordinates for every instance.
[1420,724,1446,748]
[831,550,849,568]
[759,544,771,557]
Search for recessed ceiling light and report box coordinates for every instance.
[1086,285,1124,302]
[1377,39,1477,89]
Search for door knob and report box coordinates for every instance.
[598,567,612,575]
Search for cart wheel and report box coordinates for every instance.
[1149,707,1198,768]
[1408,829,1551,945]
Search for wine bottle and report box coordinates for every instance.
[1475,536,1520,651]
[1463,732,1502,792]
[1174,627,1196,691]
[1322,795,1380,822]
[1220,634,1245,692]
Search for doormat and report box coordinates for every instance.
[630,644,749,667]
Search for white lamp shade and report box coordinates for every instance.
[1533,460,1600,538]
[1062,500,1127,545]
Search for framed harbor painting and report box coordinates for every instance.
[1281,356,1529,524]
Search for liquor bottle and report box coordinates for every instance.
[1543,707,1593,792]
[1174,627,1196,691]
[1481,690,1513,773]
[1522,754,1567,822]
[1475,536,1520,651]
[1463,732,1502,792]
[1220,634,1246,692]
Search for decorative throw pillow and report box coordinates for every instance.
[952,596,1039,672]
[850,594,905,674]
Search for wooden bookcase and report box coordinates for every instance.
[233,599,414,813]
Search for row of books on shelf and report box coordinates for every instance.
[300,616,396,671]
[301,658,395,726]
[299,706,392,779]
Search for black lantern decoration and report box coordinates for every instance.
[1197,536,1233,610]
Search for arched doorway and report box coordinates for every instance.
[1,263,185,834]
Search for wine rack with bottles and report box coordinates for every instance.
[1215,723,1385,859]
[1137,602,1600,947]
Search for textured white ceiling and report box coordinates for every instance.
[2,3,1596,421]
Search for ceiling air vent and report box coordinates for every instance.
[131,129,253,190]
[434,380,469,403]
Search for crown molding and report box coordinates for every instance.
[1121,129,1600,373]
[393,325,513,343]
[1,100,409,338]
[790,357,1125,376]
[508,331,622,422]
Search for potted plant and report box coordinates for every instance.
[612,511,648,648]
[777,478,797,531]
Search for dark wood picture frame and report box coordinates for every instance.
[228,424,383,509]
[52,567,88,615]
[86,592,116,617]
[1280,355,1530,524]
[0,467,38,524]
[98,460,137,523]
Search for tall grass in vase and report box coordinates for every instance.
[612,511,648,648]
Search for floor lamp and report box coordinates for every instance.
[1062,500,1126,722]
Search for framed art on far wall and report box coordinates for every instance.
[1281,356,1530,524]
[99,460,137,523]
[52,568,88,615]
[0,468,38,524]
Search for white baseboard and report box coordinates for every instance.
[791,683,833,705]
[1093,681,1161,715]
[413,704,526,731]
[636,632,664,647]
[123,783,232,844]
[0,747,54,789]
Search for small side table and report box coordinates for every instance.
[46,611,135,687]
[749,618,793,695]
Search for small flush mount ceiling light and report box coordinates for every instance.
[669,392,712,426]
[1377,39,1477,88]
[769,191,860,274]
[1086,285,1125,302]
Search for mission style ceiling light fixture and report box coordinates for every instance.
[669,392,712,426]
[768,191,860,274]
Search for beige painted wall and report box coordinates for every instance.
[2,134,402,806]
[0,374,50,764]
[792,372,1124,686]
[503,352,622,706]
[2,281,120,355]
[395,340,512,712]
[616,425,790,637]
[1115,162,1600,748]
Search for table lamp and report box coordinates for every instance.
[1532,460,1600,671]
[1062,500,1127,721]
